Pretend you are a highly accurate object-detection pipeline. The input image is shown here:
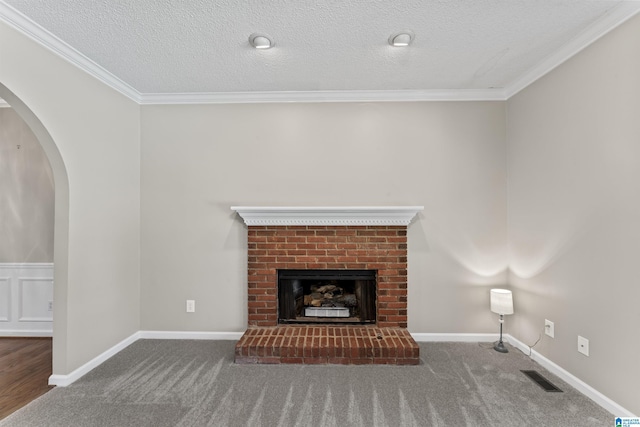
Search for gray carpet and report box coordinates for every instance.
[1,340,611,426]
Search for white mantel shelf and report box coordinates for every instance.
[230,206,423,226]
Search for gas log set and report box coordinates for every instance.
[304,283,356,308]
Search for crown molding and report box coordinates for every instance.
[504,1,640,98]
[139,89,507,105]
[0,1,505,105]
[231,206,423,226]
[0,1,141,103]
[2,0,639,105]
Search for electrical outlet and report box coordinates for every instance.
[578,335,589,356]
[545,319,554,338]
[48,301,53,312]
[186,300,195,313]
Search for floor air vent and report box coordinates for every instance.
[521,370,563,392]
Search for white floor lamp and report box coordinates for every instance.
[490,289,513,353]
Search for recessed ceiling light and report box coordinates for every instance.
[249,33,273,49]
[389,31,414,47]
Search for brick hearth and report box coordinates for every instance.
[235,326,419,365]
[232,207,422,365]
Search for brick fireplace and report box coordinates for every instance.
[232,206,422,365]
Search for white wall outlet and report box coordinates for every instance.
[578,335,589,356]
[545,319,554,338]
[48,301,53,312]
[186,299,195,313]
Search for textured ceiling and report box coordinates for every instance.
[1,1,640,102]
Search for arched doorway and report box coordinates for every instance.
[0,84,70,385]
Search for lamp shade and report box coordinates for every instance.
[490,289,513,315]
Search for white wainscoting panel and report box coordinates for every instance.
[0,277,10,321]
[0,263,53,336]
[19,277,54,321]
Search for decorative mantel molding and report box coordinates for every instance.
[230,206,423,226]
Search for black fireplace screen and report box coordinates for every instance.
[278,270,376,324]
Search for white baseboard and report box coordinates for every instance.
[0,329,52,337]
[44,329,635,418]
[47,331,497,388]
[48,331,141,387]
[411,333,497,342]
[412,332,635,417]
[49,330,243,387]
[138,330,244,340]
[506,335,636,417]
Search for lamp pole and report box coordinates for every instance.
[494,314,508,353]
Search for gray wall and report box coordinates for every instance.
[507,13,640,415]
[140,102,508,333]
[1,20,141,375]
[0,108,54,262]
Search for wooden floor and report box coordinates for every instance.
[0,338,53,420]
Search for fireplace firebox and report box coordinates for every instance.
[278,269,376,324]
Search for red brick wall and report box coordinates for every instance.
[247,225,408,328]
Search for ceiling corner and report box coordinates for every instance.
[503,1,640,99]
[0,0,142,103]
